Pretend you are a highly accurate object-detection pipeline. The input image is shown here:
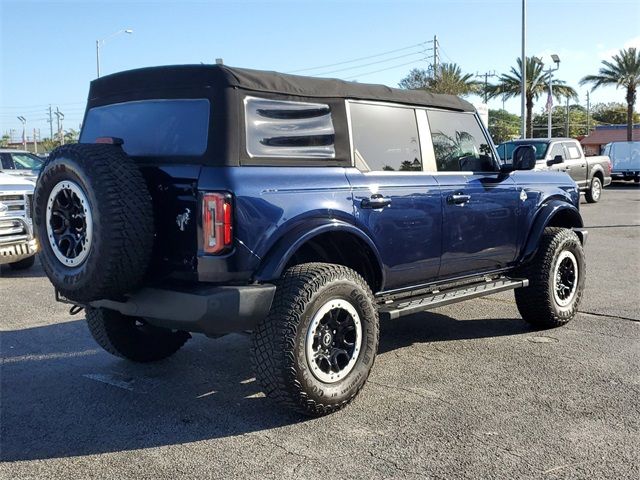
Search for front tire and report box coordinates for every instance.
[515,227,585,328]
[252,263,379,416]
[585,176,602,203]
[86,307,190,362]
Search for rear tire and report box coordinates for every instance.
[86,307,190,362]
[252,263,379,416]
[8,255,36,270]
[585,176,602,203]
[515,227,585,328]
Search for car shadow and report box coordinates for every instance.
[0,255,45,278]
[1,311,531,462]
[378,310,532,355]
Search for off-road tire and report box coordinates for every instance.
[34,144,154,303]
[8,255,36,270]
[252,263,379,416]
[86,307,190,362]
[585,176,602,203]
[515,227,585,328]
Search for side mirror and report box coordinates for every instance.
[513,145,536,170]
[547,155,564,166]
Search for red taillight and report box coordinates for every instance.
[202,192,233,254]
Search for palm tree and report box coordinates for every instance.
[487,57,577,138]
[399,63,481,97]
[580,48,640,141]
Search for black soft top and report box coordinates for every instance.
[89,64,475,112]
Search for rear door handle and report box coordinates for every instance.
[447,193,471,205]
[361,194,391,209]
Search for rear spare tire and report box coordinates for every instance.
[34,144,154,303]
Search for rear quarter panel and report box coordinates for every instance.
[196,166,354,282]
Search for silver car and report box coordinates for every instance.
[0,149,44,183]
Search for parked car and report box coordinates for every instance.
[0,173,37,270]
[496,138,611,203]
[0,149,44,183]
[602,141,640,182]
[35,65,587,416]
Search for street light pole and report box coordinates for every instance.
[96,29,133,78]
[520,0,527,138]
[543,54,561,138]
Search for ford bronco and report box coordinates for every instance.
[34,65,587,416]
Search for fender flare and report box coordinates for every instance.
[254,219,385,287]
[520,199,584,263]
[589,164,605,182]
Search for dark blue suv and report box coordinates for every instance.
[34,65,587,416]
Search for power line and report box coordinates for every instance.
[287,41,429,74]
[345,59,427,81]
[311,51,426,77]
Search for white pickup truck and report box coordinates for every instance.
[0,173,37,270]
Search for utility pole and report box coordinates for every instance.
[586,91,591,135]
[432,35,439,78]
[47,105,54,140]
[520,0,527,138]
[54,108,64,145]
[476,71,497,104]
[17,116,27,149]
[33,128,38,153]
[565,96,570,137]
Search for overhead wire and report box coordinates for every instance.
[287,41,429,74]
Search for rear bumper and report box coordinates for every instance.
[90,283,276,336]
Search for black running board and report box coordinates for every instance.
[378,277,528,320]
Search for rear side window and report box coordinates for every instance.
[349,102,422,172]
[427,110,496,172]
[244,96,335,158]
[563,142,581,159]
[80,99,210,156]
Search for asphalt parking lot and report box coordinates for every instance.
[1,183,639,479]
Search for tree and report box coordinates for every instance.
[487,57,577,138]
[531,104,593,138]
[0,134,9,148]
[399,63,481,97]
[581,47,640,141]
[488,109,520,143]
[591,101,640,125]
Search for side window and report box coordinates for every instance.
[1,154,15,170]
[549,144,565,160]
[349,102,422,172]
[563,142,581,160]
[426,110,496,172]
[244,96,335,158]
[11,153,43,170]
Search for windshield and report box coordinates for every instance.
[80,99,210,157]
[11,153,44,170]
[497,141,549,161]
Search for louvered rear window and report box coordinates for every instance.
[244,96,335,158]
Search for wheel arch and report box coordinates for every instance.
[254,221,385,292]
[519,200,584,264]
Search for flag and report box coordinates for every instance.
[546,90,553,113]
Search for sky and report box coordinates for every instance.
[1,0,639,141]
